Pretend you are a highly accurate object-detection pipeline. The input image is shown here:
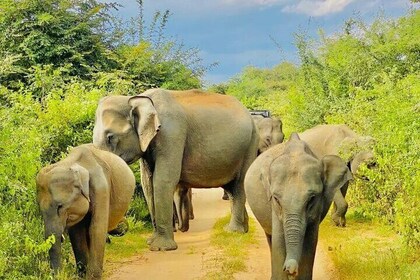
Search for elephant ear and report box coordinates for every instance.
[128,96,161,153]
[271,117,284,144]
[321,155,353,217]
[70,164,90,203]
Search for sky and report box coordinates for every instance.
[110,0,417,86]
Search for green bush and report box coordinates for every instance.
[217,10,420,248]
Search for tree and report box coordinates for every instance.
[0,0,117,88]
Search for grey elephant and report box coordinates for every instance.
[36,144,135,279]
[299,124,375,226]
[252,115,284,154]
[222,113,284,200]
[173,186,194,232]
[93,88,259,251]
[245,134,352,280]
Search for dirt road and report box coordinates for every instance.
[106,188,336,280]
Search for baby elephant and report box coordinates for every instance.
[36,144,135,279]
[245,134,352,280]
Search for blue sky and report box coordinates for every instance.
[111,0,416,85]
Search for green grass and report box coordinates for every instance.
[319,211,420,280]
[203,215,257,280]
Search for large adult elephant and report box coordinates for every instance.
[221,113,284,200]
[93,89,259,251]
[299,124,375,226]
[245,134,352,280]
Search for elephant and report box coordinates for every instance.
[252,115,285,155]
[245,133,352,280]
[298,124,375,226]
[173,186,194,232]
[36,144,135,279]
[221,113,284,200]
[92,88,259,251]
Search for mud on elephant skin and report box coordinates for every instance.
[93,89,259,251]
[245,133,352,280]
[299,124,376,227]
[36,144,135,279]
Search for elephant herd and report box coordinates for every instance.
[36,88,375,279]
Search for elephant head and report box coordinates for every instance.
[92,95,161,164]
[262,134,352,278]
[36,164,90,271]
[252,115,284,154]
[340,135,376,175]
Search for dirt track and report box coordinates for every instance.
[106,188,336,280]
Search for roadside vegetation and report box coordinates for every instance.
[203,215,257,280]
[319,210,420,279]
[0,0,418,279]
[210,8,419,278]
[0,0,205,278]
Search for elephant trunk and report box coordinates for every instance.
[283,213,305,277]
[44,216,63,272]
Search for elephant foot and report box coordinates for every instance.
[331,213,346,227]
[146,231,158,245]
[108,219,129,237]
[179,225,189,232]
[149,236,178,251]
[224,221,248,233]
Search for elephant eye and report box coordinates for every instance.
[107,133,114,144]
[307,195,316,210]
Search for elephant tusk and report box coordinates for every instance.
[61,234,65,242]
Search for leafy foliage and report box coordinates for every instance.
[0,0,209,278]
[219,10,420,247]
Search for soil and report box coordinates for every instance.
[106,188,337,280]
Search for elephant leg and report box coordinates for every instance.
[331,182,349,227]
[224,178,249,233]
[179,187,190,232]
[341,182,349,198]
[188,188,194,220]
[173,185,182,231]
[140,160,157,245]
[265,232,272,252]
[225,146,256,233]
[68,217,89,278]
[87,175,110,279]
[299,223,319,280]
[172,201,178,232]
[148,153,181,251]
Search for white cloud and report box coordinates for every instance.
[282,0,356,17]
[221,0,286,6]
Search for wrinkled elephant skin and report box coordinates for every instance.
[37,144,135,279]
[299,124,375,226]
[93,89,259,251]
[245,133,352,280]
